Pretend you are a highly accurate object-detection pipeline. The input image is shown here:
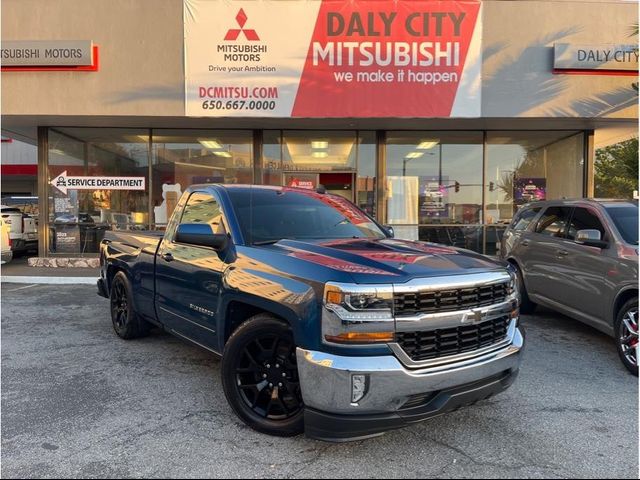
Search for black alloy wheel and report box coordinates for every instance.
[616,298,638,376]
[221,315,304,436]
[109,271,149,340]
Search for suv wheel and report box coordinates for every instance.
[615,298,638,376]
[109,271,151,340]
[513,263,536,314]
[221,314,304,437]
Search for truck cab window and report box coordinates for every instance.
[180,192,226,235]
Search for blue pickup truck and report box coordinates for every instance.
[98,185,524,441]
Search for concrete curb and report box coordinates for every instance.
[2,276,99,285]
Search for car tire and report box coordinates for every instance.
[109,271,151,340]
[615,298,638,376]
[221,314,304,437]
[513,263,536,314]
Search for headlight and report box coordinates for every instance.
[323,282,394,345]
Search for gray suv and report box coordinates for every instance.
[500,199,638,374]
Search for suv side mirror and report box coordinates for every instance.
[575,229,607,248]
[176,223,229,250]
[384,225,395,238]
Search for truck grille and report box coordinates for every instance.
[393,282,510,317]
[395,315,511,362]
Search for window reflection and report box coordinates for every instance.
[385,132,483,241]
[47,128,149,255]
[486,132,584,225]
[151,130,252,227]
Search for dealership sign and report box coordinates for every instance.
[50,171,146,195]
[1,40,99,71]
[184,0,482,117]
[554,43,639,73]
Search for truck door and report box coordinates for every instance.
[155,191,227,350]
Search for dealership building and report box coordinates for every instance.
[1,0,638,258]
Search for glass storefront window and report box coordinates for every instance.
[356,131,377,217]
[262,130,282,186]
[385,132,483,242]
[485,131,584,250]
[151,130,252,228]
[282,131,356,173]
[43,127,587,256]
[47,128,149,255]
[262,130,359,201]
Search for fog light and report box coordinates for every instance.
[351,374,368,404]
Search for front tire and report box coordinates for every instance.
[615,298,638,376]
[109,271,150,340]
[221,314,304,437]
[513,263,536,314]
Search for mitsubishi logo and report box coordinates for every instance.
[224,8,260,41]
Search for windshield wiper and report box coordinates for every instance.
[252,239,282,246]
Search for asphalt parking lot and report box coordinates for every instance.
[1,283,638,479]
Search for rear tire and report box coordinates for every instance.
[221,314,304,437]
[615,298,638,376]
[109,271,150,340]
[513,263,536,314]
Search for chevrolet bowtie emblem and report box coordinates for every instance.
[471,309,485,324]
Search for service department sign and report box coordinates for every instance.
[554,43,639,72]
[184,0,483,118]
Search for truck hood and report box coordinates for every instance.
[262,238,507,284]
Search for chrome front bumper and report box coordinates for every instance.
[297,324,524,417]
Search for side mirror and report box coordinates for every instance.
[384,225,395,238]
[575,229,607,248]
[175,223,229,250]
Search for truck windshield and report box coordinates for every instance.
[227,188,387,245]
[604,203,638,245]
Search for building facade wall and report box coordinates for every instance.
[1,0,637,121]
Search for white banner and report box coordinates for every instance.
[184,0,482,118]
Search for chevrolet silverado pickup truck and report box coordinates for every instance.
[97,185,524,441]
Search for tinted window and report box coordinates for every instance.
[567,208,605,241]
[605,204,639,245]
[511,207,540,231]
[179,192,225,235]
[227,188,386,244]
[535,207,571,238]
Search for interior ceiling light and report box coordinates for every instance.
[213,151,232,157]
[311,140,329,149]
[405,152,424,159]
[199,139,224,150]
[312,151,329,158]
[417,141,439,150]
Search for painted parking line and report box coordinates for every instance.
[4,283,39,292]
[2,276,99,285]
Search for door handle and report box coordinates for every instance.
[557,249,569,257]
[521,240,530,247]
[161,252,174,262]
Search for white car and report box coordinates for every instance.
[1,218,13,264]
[0,205,37,254]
